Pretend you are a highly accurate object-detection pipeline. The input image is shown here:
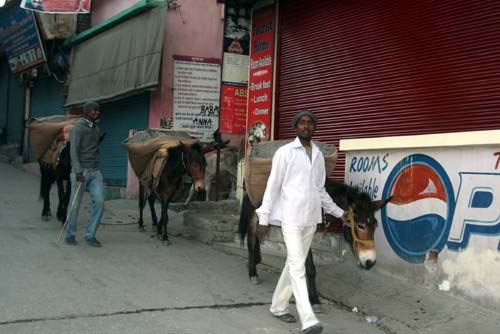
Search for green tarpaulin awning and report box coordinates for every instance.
[65,5,166,107]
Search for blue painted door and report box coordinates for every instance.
[99,94,149,187]
[0,60,25,146]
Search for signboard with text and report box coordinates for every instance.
[173,55,221,142]
[222,52,248,84]
[220,82,247,135]
[36,12,78,39]
[21,0,91,13]
[246,4,275,149]
[0,6,46,74]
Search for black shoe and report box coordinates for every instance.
[302,324,323,334]
[273,313,297,323]
[65,236,78,246]
[85,236,102,247]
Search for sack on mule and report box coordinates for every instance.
[122,128,200,182]
[27,115,80,161]
[244,140,337,207]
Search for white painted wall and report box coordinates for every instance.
[342,131,500,311]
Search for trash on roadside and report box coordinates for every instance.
[342,249,347,256]
[438,280,451,291]
[352,306,359,313]
[365,315,379,323]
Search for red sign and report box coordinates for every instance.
[220,83,247,134]
[21,0,91,13]
[246,4,275,149]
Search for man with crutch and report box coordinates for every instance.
[64,101,105,247]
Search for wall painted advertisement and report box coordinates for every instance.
[220,82,247,135]
[345,146,500,301]
[0,6,46,74]
[246,4,275,149]
[173,55,221,142]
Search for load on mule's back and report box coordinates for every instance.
[27,115,79,222]
[122,129,207,243]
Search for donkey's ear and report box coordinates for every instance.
[371,196,393,211]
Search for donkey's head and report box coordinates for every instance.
[180,142,207,193]
[326,180,390,270]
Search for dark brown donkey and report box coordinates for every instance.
[238,178,390,306]
[137,142,207,244]
[39,142,71,223]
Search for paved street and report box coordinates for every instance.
[0,161,388,334]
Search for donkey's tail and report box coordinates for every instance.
[238,192,255,246]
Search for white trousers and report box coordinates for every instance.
[270,225,319,330]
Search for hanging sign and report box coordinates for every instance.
[0,6,46,74]
[246,4,275,149]
[21,0,91,13]
[36,13,78,39]
[220,82,247,135]
[173,55,221,142]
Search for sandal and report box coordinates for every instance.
[302,324,323,334]
[273,313,297,323]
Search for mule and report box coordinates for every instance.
[238,178,390,305]
[185,147,238,203]
[39,142,71,222]
[137,142,207,243]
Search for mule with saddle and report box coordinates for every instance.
[123,129,209,244]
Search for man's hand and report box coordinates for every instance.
[257,225,270,241]
[76,172,85,183]
[341,210,349,224]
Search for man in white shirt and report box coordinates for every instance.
[256,110,346,334]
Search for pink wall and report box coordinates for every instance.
[88,0,233,196]
[149,0,225,129]
[90,0,142,25]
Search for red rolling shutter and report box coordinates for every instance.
[276,0,500,181]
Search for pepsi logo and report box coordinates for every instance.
[381,154,455,263]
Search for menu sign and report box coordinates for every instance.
[246,4,275,149]
[220,83,247,134]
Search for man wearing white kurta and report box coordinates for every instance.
[256,110,345,334]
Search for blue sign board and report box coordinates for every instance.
[0,6,46,74]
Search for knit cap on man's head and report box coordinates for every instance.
[291,109,317,128]
[83,101,100,116]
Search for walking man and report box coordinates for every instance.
[256,110,346,334]
[65,101,105,247]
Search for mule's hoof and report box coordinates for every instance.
[250,276,260,285]
[138,226,145,232]
[41,215,50,221]
[163,239,172,246]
